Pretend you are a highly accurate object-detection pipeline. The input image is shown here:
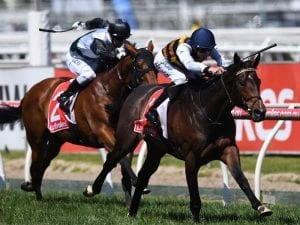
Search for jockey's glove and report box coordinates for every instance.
[72,21,86,30]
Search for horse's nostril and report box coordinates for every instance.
[252,109,266,122]
[254,108,265,115]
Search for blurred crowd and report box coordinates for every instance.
[0,0,300,32]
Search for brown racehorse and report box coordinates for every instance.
[85,53,272,222]
[0,40,157,200]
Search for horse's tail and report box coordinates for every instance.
[0,104,22,124]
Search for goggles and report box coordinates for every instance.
[197,47,213,53]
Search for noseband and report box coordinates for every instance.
[116,48,155,90]
[130,49,155,88]
[234,68,262,113]
[201,67,262,125]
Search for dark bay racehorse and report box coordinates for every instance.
[85,53,272,222]
[0,41,157,200]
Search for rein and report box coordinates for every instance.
[129,49,155,88]
[199,67,260,125]
[102,49,155,96]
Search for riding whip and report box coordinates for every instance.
[39,27,75,33]
[243,43,277,60]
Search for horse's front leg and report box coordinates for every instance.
[221,145,272,217]
[185,152,201,222]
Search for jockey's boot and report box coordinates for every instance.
[57,79,81,113]
[145,86,170,126]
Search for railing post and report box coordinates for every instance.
[28,10,51,66]
[0,151,6,189]
[254,104,295,199]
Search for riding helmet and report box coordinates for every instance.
[189,27,216,50]
[109,18,131,40]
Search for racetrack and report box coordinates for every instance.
[4,156,300,205]
[1,190,300,225]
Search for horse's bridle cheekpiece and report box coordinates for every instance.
[130,49,155,88]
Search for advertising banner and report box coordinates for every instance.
[0,64,299,154]
[0,67,53,150]
[236,63,300,154]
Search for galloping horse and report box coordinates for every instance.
[0,41,157,200]
[85,53,272,222]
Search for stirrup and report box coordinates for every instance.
[57,96,70,113]
[145,109,160,126]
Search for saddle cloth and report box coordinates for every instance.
[47,80,77,133]
[134,88,169,139]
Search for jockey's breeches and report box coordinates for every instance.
[66,52,96,86]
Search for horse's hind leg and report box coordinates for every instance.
[120,155,134,208]
[24,133,62,200]
[129,143,165,217]
[221,146,272,217]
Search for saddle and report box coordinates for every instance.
[47,81,75,132]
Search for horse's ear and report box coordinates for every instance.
[233,52,241,64]
[124,41,137,56]
[147,40,154,52]
[123,40,130,48]
[252,53,260,68]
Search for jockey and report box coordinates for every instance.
[146,27,228,126]
[57,18,131,113]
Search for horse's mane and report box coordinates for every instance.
[100,41,137,74]
[175,62,240,104]
[104,41,138,128]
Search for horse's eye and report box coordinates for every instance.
[136,59,144,69]
[239,80,246,86]
[238,74,247,86]
[257,78,261,86]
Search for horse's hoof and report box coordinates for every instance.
[257,205,273,217]
[83,184,96,197]
[20,182,34,192]
[36,193,43,201]
[142,188,151,195]
[192,217,200,223]
[127,211,137,218]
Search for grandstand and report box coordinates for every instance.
[0,0,300,30]
[0,0,299,65]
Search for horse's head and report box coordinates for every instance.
[122,40,157,88]
[231,53,266,122]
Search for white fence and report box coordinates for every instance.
[1,27,300,66]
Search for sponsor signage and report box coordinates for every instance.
[236,63,300,154]
[0,64,299,154]
[0,67,53,150]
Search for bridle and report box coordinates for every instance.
[129,48,156,88]
[230,67,262,113]
[199,67,262,125]
[116,48,155,90]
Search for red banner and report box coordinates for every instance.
[55,63,300,154]
[235,63,300,154]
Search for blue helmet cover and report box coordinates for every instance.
[189,28,216,50]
